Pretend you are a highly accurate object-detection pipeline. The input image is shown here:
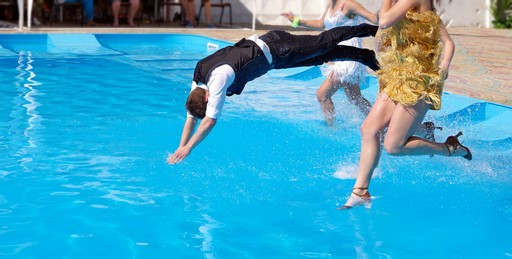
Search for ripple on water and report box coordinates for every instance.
[90,204,109,209]
[0,209,12,215]
[70,233,94,238]
[300,252,332,258]
[50,191,79,196]
[0,242,36,256]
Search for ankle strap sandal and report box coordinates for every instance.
[444,132,472,161]
[337,187,371,210]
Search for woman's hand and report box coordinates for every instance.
[439,63,450,81]
[281,11,295,23]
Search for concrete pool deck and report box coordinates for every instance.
[2,24,511,107]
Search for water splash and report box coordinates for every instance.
[333,164,382,180]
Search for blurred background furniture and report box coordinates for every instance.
[49,0,84,25]
[198,0,230,25]
[155,0,183,24]
[0,0,16,21]
[109,0,142,26]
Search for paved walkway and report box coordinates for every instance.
[444,27,512,106]
[3,24,512,106]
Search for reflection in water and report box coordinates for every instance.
[347,211,392,259]
[199,214,223,259]
[12,51,42,172]
[183,194,224,259]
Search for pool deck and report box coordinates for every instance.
[2,24,512,107]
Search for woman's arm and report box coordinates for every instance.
[378,0,419,29]
[281,2,331,29]
[345,0,378,24]
[438,22,455,80]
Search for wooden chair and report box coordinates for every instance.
[198,0,231,25]
[49,0,84,25]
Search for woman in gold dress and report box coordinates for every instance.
[340,0,472,209]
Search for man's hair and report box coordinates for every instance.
[186,87,207,119]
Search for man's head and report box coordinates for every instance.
[186,87,208,119]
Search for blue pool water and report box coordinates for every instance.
[0,34,511,259]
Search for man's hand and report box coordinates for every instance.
[167,146,191,164]
[167,116,217,165]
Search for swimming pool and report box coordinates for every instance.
[0,33,511,259]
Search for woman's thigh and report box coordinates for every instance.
[361,92,395,135]
[385,99,430,147]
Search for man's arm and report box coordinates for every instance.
[178,116,198,147]
[167,116,217,164]
[168,65,233,164]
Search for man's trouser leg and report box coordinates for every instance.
[262,23,378,69]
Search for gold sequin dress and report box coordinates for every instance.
[376,10,444,110]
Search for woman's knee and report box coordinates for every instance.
[360,120,380,139]
[316,83,331,101]
[317,77,338,101]
[383,138,403,155]
[316,88,328,102]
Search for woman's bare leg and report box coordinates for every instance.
[112,0,121,27]
[384,100,468,157]
[317,72,372,126]
[351,92,395,193]
[353,96,470,189]
[203,0,212,26]
[343,82,372,115]
[317,72,342,126]
[128,0,140,26]
[186,0,195,25]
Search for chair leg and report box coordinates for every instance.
[59,6,63,23]
[157,3,184,25]
[197,3,203,23]
[49,6,55,24]
[196,3,232,25]
[228,4,231,25]
[80,6,85,26]
[218,7,223,24]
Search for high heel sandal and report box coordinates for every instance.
[422,121,443,141]
[337,187,371,210]
[444,132,472,161]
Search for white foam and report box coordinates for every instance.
[332,164,382,179]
